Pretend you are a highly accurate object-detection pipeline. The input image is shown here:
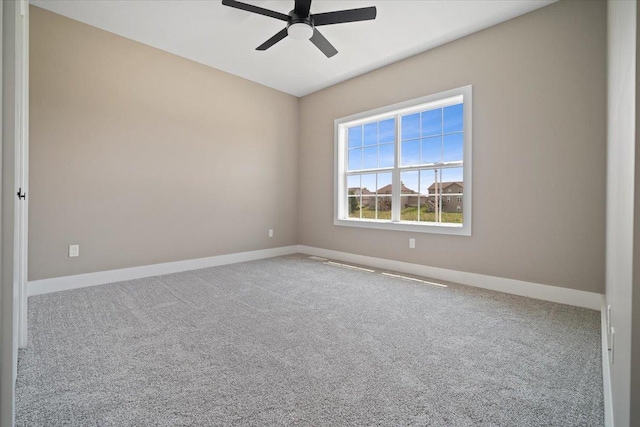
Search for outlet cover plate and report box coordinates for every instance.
[69,244,79,257]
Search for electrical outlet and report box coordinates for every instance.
[409,238,415,249]
[268,229,273,238]
[68,244,79,257]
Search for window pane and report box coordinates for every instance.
[348,196,360,218]
[361,174,376,195]
[347,176,361,218]
[401,171,419,194]
[347,175,360,190]
[420,170,437,223]
[378,143,394,168]
[363,146,378,169]
[377,172,392,195]
[401,171,419,221]
[376,173,392,220]
[420,170,436,195]
[401,113,420,140]
[441,167,463,224]
[401,140,420,166]
[422,136,441,164]
[348,126,362,149]
[443,133,463,162]
[377,196,392,220]
[441,167,463,187]
[443,104,463,133]
[361,196,374,218]
[422,109,442,136]
[379,118,395,144]
[401,204,418,221]
[348,148,362,171]
[364,122,378,146]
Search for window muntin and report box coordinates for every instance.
[335,86,472,236]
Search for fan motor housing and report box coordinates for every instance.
[288,10,313,26]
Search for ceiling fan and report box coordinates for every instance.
[221,0,377,58]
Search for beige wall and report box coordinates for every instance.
[30,1,608,294]
[29,6,299,281]
[298,0,606,294]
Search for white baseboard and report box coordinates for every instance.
[601,296,614,427]
[30,244,603,312]
[28,246,299,296]
[297,245,603,311]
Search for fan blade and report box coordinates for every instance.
[221,0,289,21]
[312,6,377,26]
[256,28,288,51]
[310,28,338,58]
[294,0,312,18]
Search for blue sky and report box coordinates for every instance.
[348,103,464,193]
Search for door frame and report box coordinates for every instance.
[16,0,29,350]
[1,1,28,425]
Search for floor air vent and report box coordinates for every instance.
[324,261,375,273]
[381,272,448,288]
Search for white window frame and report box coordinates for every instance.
[334,85,472,236]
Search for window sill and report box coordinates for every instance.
[334,218,471,236]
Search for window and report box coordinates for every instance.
[335,85,472,235]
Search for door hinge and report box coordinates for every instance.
[17,188,26,200]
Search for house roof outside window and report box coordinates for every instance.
[428,181,463,191]
[377,182,419,195]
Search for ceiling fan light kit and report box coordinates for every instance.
[221,0,377,58]
[287,22,313,40]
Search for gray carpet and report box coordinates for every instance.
[16,254,603,426]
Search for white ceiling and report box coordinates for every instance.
[30,0,556,97]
